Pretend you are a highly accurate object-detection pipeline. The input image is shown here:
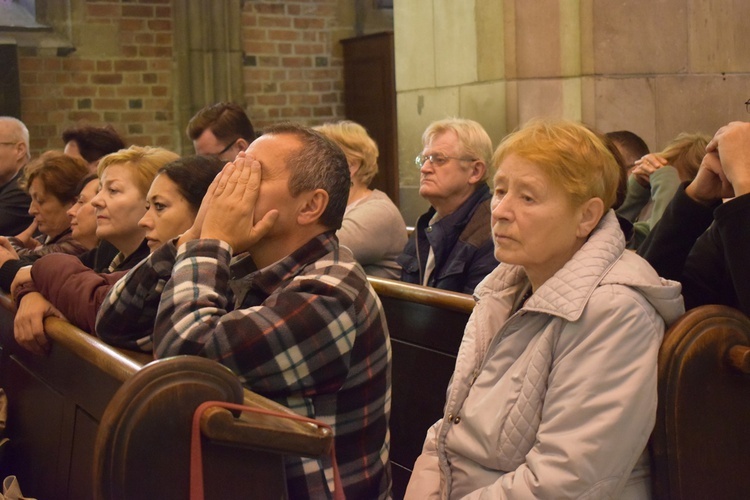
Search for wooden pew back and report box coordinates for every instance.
[367,277,473,498]
[0,297,332,500]
[651,304,750,499]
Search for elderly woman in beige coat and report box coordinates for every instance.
[405,119,684,499]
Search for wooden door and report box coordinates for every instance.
[341,32,399,205]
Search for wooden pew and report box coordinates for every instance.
[0,296,332,500]
[367,276,474,499]
[651,304,750,500]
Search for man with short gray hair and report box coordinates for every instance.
[0,117,33,235]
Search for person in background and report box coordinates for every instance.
[108,123,391,498]
[640,121,750,315]
[606,129,650,177]
[67,174,101,252]
[314,120,407,279]
[406,119,683,499]
[0,117,33,236]
[12,146,178,353]
[0,151,90,292]
[617,132,709,249]
[397,118,496,294]
[187,102,256,161]
[62,124,126,173]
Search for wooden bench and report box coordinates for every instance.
[367,276,474,499]
[0,296,332,500]
[651,304,750,499]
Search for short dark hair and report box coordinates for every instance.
[61,125,126,163]
[605,130,649,166]
[262,122,350,230]
[186,102,256,144]
[157,155,224,212]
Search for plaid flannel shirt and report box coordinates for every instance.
[152,231,392,499]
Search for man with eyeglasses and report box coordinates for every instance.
[0,117,33,236]
[397,118,497,294]
[187,102,256,161]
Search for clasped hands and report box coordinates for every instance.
[687,121,750,204]
[178,152,279,254]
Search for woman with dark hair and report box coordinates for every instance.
[12,155,223,354]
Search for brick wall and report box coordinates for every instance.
[240,0,345,129]
[19,0,176,155]
[17,0,349,157]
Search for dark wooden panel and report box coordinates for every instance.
[341,32,399,205]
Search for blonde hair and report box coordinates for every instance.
[97,146,179,196]
[492,119,621,210]
[422,118,493,183]
[314,120,379,186]
[658,132,710,181]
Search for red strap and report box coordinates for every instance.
[190,400,345,500]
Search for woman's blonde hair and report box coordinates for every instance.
[658,132,710,181]
[314,120,379,186]
[97,146,179,196]
[492,119,621,210]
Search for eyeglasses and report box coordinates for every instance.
[415,153,477,168]
[0,141,19,147]
[215,138,239,157]
[745,99,750,113]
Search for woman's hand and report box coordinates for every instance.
[10,267,32,298]
[14,221,40,250]
[14,292,66,356]
[0,237,19,266]
[631,154,668,188]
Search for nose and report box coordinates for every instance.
[67,204,78,219]
[28,201,39,216]
[90,191,104,209]
[491,195,513,221]
[138,211,153,229]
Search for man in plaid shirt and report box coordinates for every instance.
[146,123,391,499]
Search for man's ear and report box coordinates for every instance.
[236,138,250,154]
[297,189,329,226]
[468,161,487,185]
[576,197,605,238]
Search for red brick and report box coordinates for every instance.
[44,59,62,71]
[294,18,325,30]
[18,58,43,71]
[253,4,285,15]
[97,60,113,72]
[122,5,154,18]
[92,74,123,85]
[134,33,155,44]
[321,92,338,104]
[258,15,292,28]
[268,29,300,42]
[139,46,172,57]
[155,33,172,45]
[281,56,312,67]
[278,43,293,55]
[311,81,332,92]
[148,19,172,31]
[116,86,151,97]
[155,6,171,17]
[63,86,97,97]
[93,99,127,110]
[69,111,103,122]
[312,107,334,119]
[281,81,310,92]
[86,4,120,18]
[148,60,172,71]
[115,60,149,72]
[123,74,142,85]
[120,18,145,31]
[98,87,116,98]
[289,94,319,105]
[257,95,287,106]
[294,43,324,55]
[121,46,138,57]
[244,42,276,54]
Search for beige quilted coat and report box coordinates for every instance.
[405,211,684,499]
